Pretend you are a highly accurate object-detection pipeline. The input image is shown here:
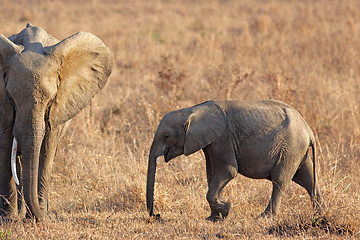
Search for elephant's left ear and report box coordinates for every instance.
[184,102,227,156]
[44,32,113,128]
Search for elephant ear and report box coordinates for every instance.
[184,101,227,156]
[44,32,113,128]
[0,34,24,56]
[0,34,23,133]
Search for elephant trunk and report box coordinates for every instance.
[16,118,46,221]
[146,153,160,217]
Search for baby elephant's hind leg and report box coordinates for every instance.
[261,180,287,217]
[292,153,324,213]
[262,153,302,217]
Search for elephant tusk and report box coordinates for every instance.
[11,137,20,185]
[156,156,161,164]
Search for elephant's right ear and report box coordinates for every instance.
[184,102,227,156]
[0,34,24,58]
[0,34,23,134]
[44,32,113,128]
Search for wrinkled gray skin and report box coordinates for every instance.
[146,100,323,221]
[0,24,113,221]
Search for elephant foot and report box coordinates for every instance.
[0,208,19,222]
[207,202,231,222]
[153,213,161,221]
[25,211,46,222]
[218,201,231,218]
[206,213,223,222]
[259,210,273,219]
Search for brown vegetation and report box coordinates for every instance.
[1,0,359,239]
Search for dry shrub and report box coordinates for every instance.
[155,55,186,101]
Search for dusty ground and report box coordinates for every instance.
[1,0,359,239]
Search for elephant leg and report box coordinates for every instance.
[204,150,219,219]
[0,161,12,217]
[15,156,26,219]
[204,150,212,189]
[206,174,234,221]
[0,137,17,218]
[262,181,285,216]
[16,185,26,218]
[262,152,302,216]
[0,171,17,218]
[203,135,238,222]
[292,155,324,213]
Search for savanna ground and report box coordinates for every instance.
[1,0,360,239]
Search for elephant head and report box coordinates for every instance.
[0,24,113,221]
[146,101,227,217]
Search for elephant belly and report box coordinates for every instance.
[236,149,278,179]
[231,130,283,180]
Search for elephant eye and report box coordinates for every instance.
[164,135,169,140]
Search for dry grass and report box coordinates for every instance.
[1,0,360,239]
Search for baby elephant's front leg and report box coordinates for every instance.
[206,194,231,221]
[206,173,234,222]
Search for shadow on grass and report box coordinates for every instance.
[268,216,355,237]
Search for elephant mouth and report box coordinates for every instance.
[163,147,184,163]
[164,148,170,162]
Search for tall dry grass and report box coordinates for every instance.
[1,0,359,239]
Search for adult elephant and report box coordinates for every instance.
[146,100,323,221]
[0,23,113,221]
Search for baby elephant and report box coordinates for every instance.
[146,100,323,221]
